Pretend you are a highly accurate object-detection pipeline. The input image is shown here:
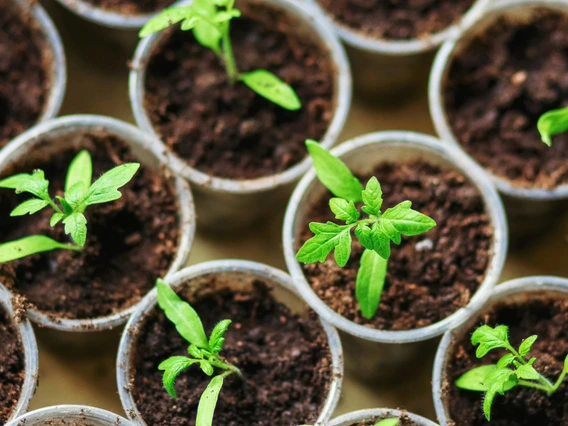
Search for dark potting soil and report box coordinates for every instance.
[445,293,568,426]
[0,2,48,149]
[0,304,24,425]
[84,0,174,15]
[444,10,568,189]
[299,160,493,331]
[131,282,333,426]
[319,0,475,40]
[144,8,334,180]
[0,133,180,321]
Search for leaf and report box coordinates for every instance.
[56,196,73,214]
[209,319,232,354]
[515,364,540,381]
[296,222,353,266]
[374,419,400,426]
[497,354,515,369]
[0,170,49,200]
[471,325,510,358]
[483,384,498,421]
[200,362,214,376]
[180,16,201,31]
[381,201,437,238]
[361,177,383,216]
[456,365,497,392]
[65,182,87,210]
[65,150,92,193]
[356,249,388,319]
[0,235,79,263]
[241,70,301,111]
[63,213,87,247]
[139,7,195,37]
[334,228,352,267]
[370,222,391,259]
[10,199,48,216]
[50,213,64,227]
[329,198,360,224]
[519,335,538,356]
[213,10,241,22]
[84,163,140,206]
[354,224,373,250]
[564,354,568,372]
[484,367,517,393]
[196,374,225,426]
[305,140,363,202]
[193,20,221,52]
[158,356,198,398]
[537,106,568,146]
[188,345,203,359]
[156,278,210,349]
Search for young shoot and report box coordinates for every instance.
[0,150,139,263]
[140,0,301,111]
[537,106,568,146]
[296,140,436,320]
[455,324,568,421]
[155,278,241,426]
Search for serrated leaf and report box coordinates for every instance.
[305,140,363,202]
[370,222,391,259]
[50,213,64,227]
[334,229,352,267]
[483,384,498,421]
[519,335,537,356]
[84,163,140,206]
[10,199,48,216]
[65,181,87,210]
[515,364,540,381]
[209,319,231,354]
[56,196,73,214]
[456,365,497,392]
[355,224,373,250]
[381,200,437,237]
[356,249,387,319]
[0,235,80,263]
[158,356,198,398]
[139,7,194,37]
[484,368,517,393]
[156,279,210,349]
[196,374,225,426]
[63,213,87,247]
[329,198,360,224]
[65,150,92,193]
[0,170,49,200]
[361,177,383,216]
[374,419,400,426]
[537,106,568,146]
[497,354,515,369]
[241,70,301,110]
[472,325,510,358]
[296,222,353,266]
[188,345,203,359]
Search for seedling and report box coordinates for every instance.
[538,106,568,146]
[302,418,399,426]
[455,324,568,421]
[296,140,436,319]
[155,278,241,426]
[140,0,301,111]
[0,150,139,263]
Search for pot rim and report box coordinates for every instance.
[5,405,134,426]
[429,0,568,200]
[116,259,344,426]
[283,130,508,343]
[0,114,196,332]
[129,0,352,195]
[0,283,38,423]
[432,275,568,426]
[330,408,439,426]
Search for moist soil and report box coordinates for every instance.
[0,304,25,425]
[299,160,493,331]
[84,0,174,15]
[445,293,568,426]
[144,6,334,180]
[319,0,475,40]
[444,9,568,189]
[0,3,49,149]
[131,281,333,426]
[0,133,180,321]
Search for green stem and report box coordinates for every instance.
[47,199,63,215]
[517,380,552,393]
[221,22,239,84]
[210,358,242,378]
[64,244,83,252]
[550,368,568,394]
[507,345,554,390]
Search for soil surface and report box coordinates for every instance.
[444,10,568,189]
[131,281,333,426]
[299,160,493,331]
[445,292,568,426]
[0,3,48,149]
[355,416,417,425]
[319,0,475,40]
[0,133,180,321]
[0,304,25,425]
[84,0,174,15]
[144,7,334,180]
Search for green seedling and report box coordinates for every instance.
[140,0,301,111]
[155,278,241,426]
[302,418,399,426]
[455,324,568,421]
[0,150,139,263]
[538,106,568,146]
[296,140,436,319]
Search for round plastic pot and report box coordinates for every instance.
[331,408,439,426]
[5,405,134,426]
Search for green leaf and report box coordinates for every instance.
[296,222,353,267]
[180,16,201,31]
[65,150,92,193]
[305,140,363,202]
[519,335,537,356]
[158,356,198,398]
[10,199,48,216]
[370,222,391,259]
[63,213,87,247]
[209,319,231,354]
[156,278,210,349]
[381,201,437,239]
[200,362,214,376]
[139,7,194,37]
[65,182,87,210]
[356,249,388,319]
[0,235,80,263]
[188,345,204,359]
[361,177,383,216]
[483,384,498,421]
[484,367,517,393]
[334,228,352,267]
[374,419,400,426]
[84,163,140,206]
[471,325,510,358]
[497,354,515,369]
[50,213,64,227]
[196,374,225,426]
[241,70,301,111]
[193,20,221,52]
[564,354,568,372]
[329,198,360,224]
[456,365,497,392]
[213,9,241,22]
[354,224,373,251]
[515,364,540,381]
[537,106,568,146]
[56,196,73,214]
[0,170,49,200]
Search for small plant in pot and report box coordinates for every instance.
[324,408,439,426]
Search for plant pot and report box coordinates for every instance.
[1,0,66,149]
[0,115,195,334]
[5,405,134,426]
[283,131,508,382]
[429,0,568,243]
[306,0,489,101]
[433,276,568,426]
[129,0,351,232]
[0,283,38,424]
[117,259,343,426]
[331,408,439,426]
